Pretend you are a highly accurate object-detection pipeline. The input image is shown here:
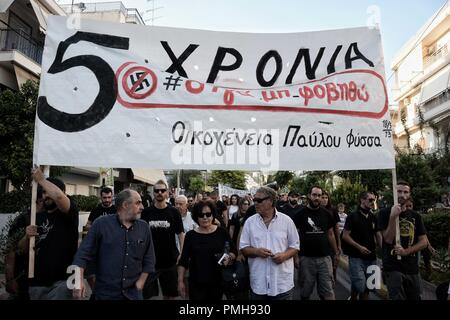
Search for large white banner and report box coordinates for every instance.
[34,16,395,171]
[218,184,258,198]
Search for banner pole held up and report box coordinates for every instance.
[29,165,50,278]
[28,177,37,278]
[391,168,401,261]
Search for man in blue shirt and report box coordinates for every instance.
[72,189,155,300]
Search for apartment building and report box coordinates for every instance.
[391,1,450,153]
[0,0,165,195]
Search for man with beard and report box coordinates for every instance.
[73,189,155,300]
[141,180,184,299]
[293,186,338,300]
[280,191,303,220]
[85,187,116,231]
[342,191,381,300]
[25,167,79,300]
[377,181,427,300]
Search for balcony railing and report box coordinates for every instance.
[424,43,449,68]
[0,28,43,64]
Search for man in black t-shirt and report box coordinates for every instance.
[141,180,184,299]
[377,181,427,300]
[4,188,45,300]
[293,186,338,300]
[25,167,79,300]
[342,191,381,300]
[85,187,116,231]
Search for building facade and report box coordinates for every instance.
[0,1,164,196]
[391,1,450,153]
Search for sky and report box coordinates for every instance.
[57,0,447,86]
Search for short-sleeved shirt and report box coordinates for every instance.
[343,208,378,260]
[30,198,79,287]
[240,211,300,296]
[377,207,427,274]
[88,204,116,222]
[141,205,184,269]
[293,206,335,257]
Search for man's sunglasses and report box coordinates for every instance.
[154,189,167,193]
[367,198,376,202]
[253,196,269,203]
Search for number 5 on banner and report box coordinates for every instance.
[37,32,129,132]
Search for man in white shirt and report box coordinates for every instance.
[240,187,300,300]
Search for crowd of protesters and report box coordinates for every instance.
[3,168,450,301]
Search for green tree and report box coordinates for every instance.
[189,175,205,194]
[208,171,246,190]
[289,171,333,195]
[335,170,390,195]
[267,171,294,189]
[0,80,69,197]
[0,80,38,192]
[386,150,442,211]
[177,170,203,193]
[331,178,367,212]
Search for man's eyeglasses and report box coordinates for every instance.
[199,212,213,218]
[242,202,250,206]
[154,189,167,193]
[253,197,269,203]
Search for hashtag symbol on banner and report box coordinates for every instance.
[163,75,183,91]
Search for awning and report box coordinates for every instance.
[30,0,50,33]
[419,64,450,104]
[132,168,167,185]
[0,0,15,13]
[14,64,38,88]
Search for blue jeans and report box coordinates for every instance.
[348,257,376,294]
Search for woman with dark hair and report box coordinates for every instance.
[177,200,236,300]
[320,190,341,282]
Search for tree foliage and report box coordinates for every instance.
[330,178,367,212]
[208,171,246,190]
[392,150,443,212]
[0,81,39,192]
[267,171,294,189]
[188,175,205,194]
[289,171,333,195]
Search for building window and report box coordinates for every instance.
[65,183,76,195]
[89,186,100,196]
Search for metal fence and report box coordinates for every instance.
[0,28,43,64]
